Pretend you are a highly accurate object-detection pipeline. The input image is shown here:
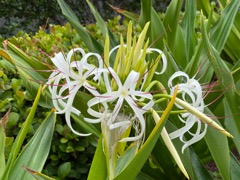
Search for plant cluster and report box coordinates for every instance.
[1,17,130,179]
[0,0,240,180]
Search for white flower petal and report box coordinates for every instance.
[109,121,131,129]
[146,48,167,74]
[65,111,91,136]
[123,70,139,89]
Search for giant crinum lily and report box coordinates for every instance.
[47,48,104,136]
[85,68,154,142]
[168,71,207,153]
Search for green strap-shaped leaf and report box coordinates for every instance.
[232,60,240,88]
[230,152,240,179]
[88,135,108,180]
[163,0,183,49]
[223,25,240,62]
[196,0,211,15]
[8,110,56,180]
[201,12,240,120]
[2,49,52,108]
[189,148,213,179]
[201,15,235,180]
[204,107,230,180]
[115,144,138,176]
[140,0,165,49]
[163,0,187,67]
[0,125,5,178]
[20,166,55,180]
[0,110,10,177]
[2,85,42,179]
[181,0,197,61]
[151,137,183,178]
[223,99,240,153]
[114,87,178,180]
[57,0,103,53]
[210,0,240,52]
[110,5,139,22]
[6,41,50,79]
[86,0,118,48]
[223,10,240,62]
[139,0,151,27]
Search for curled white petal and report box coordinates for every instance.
[48,48,105,136]
[65,110,91,136]
[146,48,167,74]
[168,71,207,152]
[86,69,154,142]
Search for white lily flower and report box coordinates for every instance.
[168,71,207,153]
[47,48,104,136]
[85,68,154,142]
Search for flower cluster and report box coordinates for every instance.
[47,22,167,144]
[47,48,104,136]
[47,22,231,156]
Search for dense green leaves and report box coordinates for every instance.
[57,0,103,53]
[86,0,118,48]
[210,0,240,52]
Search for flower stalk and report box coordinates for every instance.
[156,94,233,138]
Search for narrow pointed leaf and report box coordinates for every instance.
[115,144,138,176]
[139,0,166,49]
[0,126,5,178]
[110,5,139,22]
[0,109,11,177]
[189,148,213,179]
[210,0,240,52]
[86,0,118,48]
[8,110,56,180]
[224,99,240,153]
[204,107,230,180]
[201,16,234,180]
[201,14,240,131]
[139,0,152,27]
[230,152,240,179]
[2,86,42,179]
[2,49,52,108]
[22,166,55,180]
[88,135,107,180]
[181,0,197,61]
[57,0,103,53]
[5,41,50,78]
[163,0,187,66]
[163,0,183,50]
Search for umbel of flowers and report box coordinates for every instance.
[47,22,232,179]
